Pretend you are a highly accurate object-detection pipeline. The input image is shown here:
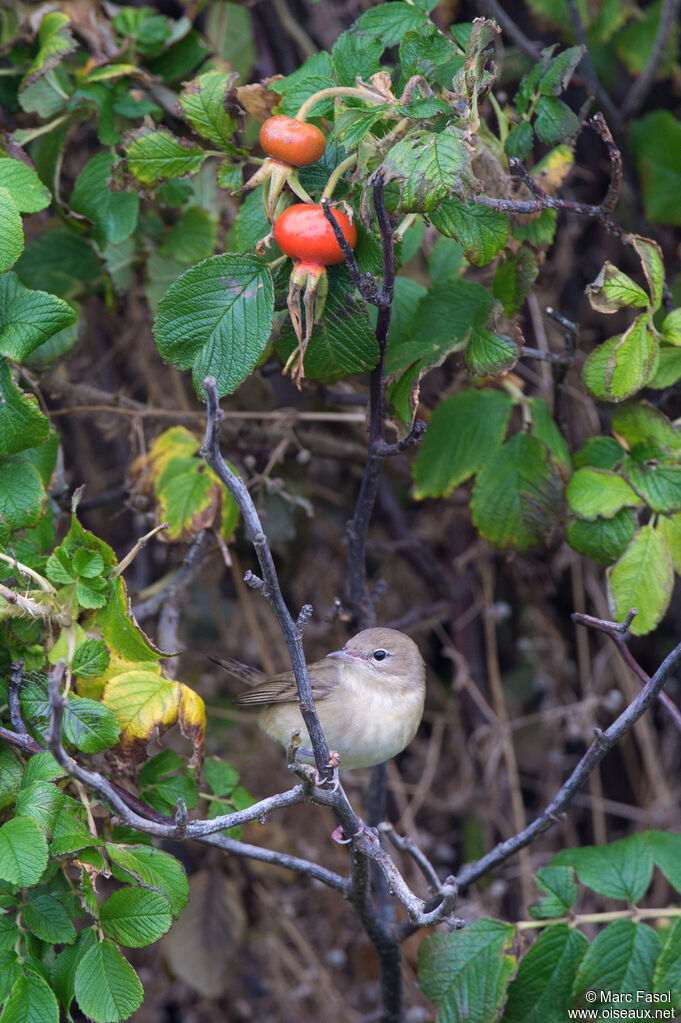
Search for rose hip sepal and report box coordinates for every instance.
[273,203,358,385]
[241,116,326,223]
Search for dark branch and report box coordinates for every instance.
[456,636,681,888]
[9,661,26,735]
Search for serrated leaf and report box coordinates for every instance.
[538,45,584,95]
[464,328,519,376]
[612,402,681,454]
[656,514,681,574]
[430,197,509,266]
[15,780,64,833]
[100,887,173,947]
[567,508,638,565]
[106,844,189,917]
[74,939,143,1023]
[603,316,657,402]
[501,924,588,1023]
[332,30,384,87]
[63,695,121,753]
[552,834,653,901]
[471,432,564,550]
[662,309,681,346]
[96,576,162,664]
[380,125,479,214]
[0,159,51,214]
[354,2,430,45]
[21,751,64,787]
[0,746,22,811]
[0,273,77,362]
[0,816,48,886]
[653,917,681,1005]
[413,389,513,498]
[276,275,379,382]
[648,345,681,389]
[0,455,46,538]
[124,127,205,187]
[179,71,238,149]
[157,461,219,540]
[268,51,336,118]
[0,359,49,456]
[21,11,76,88]
[645,830,681,893]
[419,919,515,1023]
[153,254,274,397]
[513,209,557,248]
[23,892,77,944]
[72,639,110,679]
[624,461,681,513]
[50,803,98,856]
[160,207,217,264]
[70,153,139,250]
[572,920,660,1005]
[505,121,534,161]
[607,524,673,635]
[534,96,579,145]
[586,262,650,314]
[493,248,538,317]
[0,188,23,274]
[529,867,579,919]
[0,971,59,1023]
[566,468,642,519]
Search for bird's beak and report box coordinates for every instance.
[326,648,362,664]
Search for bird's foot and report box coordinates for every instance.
[315,750,341,791]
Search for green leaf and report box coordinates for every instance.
[471,433,564,550]
[572,920,660,1005]
[631,236,664,312]
[411,279,492,349]
[529,867,579,919]
[426,237,463,286]
[624,461,681,513]
[567,508,638,565]
[50,928,98,1013]
[203,758,240,797]
[615,0,678,76]
[74,939,143,1023]
[124,127,205,188]
[0,816,48,886]
[534,97,579,145]
[100,887,173,947]
[0,456,46,538]
[607,524,674,636]
[653,917,681,1006]
[528,398,571,474]
[603,316,658,402]
[656,514,681,574]
[0,360,49,456]
[430,198,509,266]
[0,273,77,362]
[21,11,76,88]
[157,461,218,540]
[552,835,652,901]
[505,121,534,161]
[501,924,588,1023]
[645,831,681,893]
[648,345,681,389]
[268,51,336,118]
[418,919,515,1023]
[154,254,274,397]
[145,252,184,312]
[0,188,23,273]
[23,892,77,944]
[72,639,110,679]
[276,276,379,382]
[0,159,51,215]
[662,308,681,346]
[625,113,678,227]
[332,30,384,87]
[106,844,189,917]
[538,45,584,95]
[63,695,121,753]
[612,402,681,455]
[380,125,480,214]
[0,970,59,1023]
[70,153,140,249]
[0,746,22,811]
[464,328,519,376]
[50,804,98,856]
[566,468,642,520]
[203,2,255,84]
[585,261,650,314]
[179,71,238,149]
[0,952,20,1007]
[354,3,430,46]
[160,207,218,264]
[15,781,64,833]
[413,389,513,498]
[513,209,557,248]
[493,248,538,316]
[21,752,64,787]
[96,576,161,664]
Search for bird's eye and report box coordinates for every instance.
[373,649,388,662]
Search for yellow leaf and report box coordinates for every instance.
[532,144,574,194]
[130,426,201,491]
[103,670,181,762]
[179,683,206,769]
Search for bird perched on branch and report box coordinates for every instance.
[219,628,426,771]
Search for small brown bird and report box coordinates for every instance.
[228,628,426,770]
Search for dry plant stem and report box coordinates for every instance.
[480,558,533,909]
[621,0,681,117]
[456,635,681,888]
[573,611,681,734]
[476,114,622,227]
[200,378,334,784]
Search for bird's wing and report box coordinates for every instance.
[209,656,266,687]
[232,658,338,706]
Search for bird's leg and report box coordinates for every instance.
[315,749,341,791]
[331,819,380,844]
